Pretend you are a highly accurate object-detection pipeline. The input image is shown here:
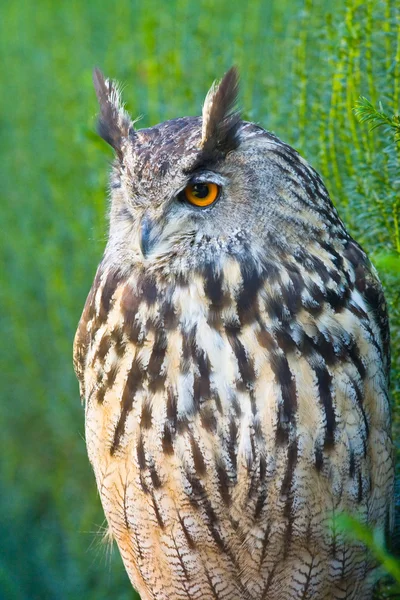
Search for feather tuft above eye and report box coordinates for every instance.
[92,68,133,159]
[201,66,241,155]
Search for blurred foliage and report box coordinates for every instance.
[336,514,400,598]
[355,96,400,145]
[0,0,399,598]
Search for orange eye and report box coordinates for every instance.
[183,182,220,207]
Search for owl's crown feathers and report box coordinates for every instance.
[91,67,350,288]
[93,66,241,162]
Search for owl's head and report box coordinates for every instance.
[94,68,342,281]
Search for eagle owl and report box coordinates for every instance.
[74,68,394,600]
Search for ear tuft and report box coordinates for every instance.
[201,67,241,154]
[92,68,133,158]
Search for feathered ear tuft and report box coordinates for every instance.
[92,68,133,158]
[201,66,241,154]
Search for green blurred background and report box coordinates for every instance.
[1,1,399,598]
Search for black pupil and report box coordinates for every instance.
[192,183,209,198]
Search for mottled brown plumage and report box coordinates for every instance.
[74,68,394,600]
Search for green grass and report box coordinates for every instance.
[0,1,399,598]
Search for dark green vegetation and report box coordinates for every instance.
[1,1,399,598]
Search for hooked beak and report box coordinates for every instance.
[139,215,159,258]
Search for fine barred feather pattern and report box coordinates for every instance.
[74,69,393,600]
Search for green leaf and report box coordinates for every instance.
[335,515,400,584]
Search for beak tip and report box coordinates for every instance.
[140,215,154,258]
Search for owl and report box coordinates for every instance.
[74,67,394,600]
